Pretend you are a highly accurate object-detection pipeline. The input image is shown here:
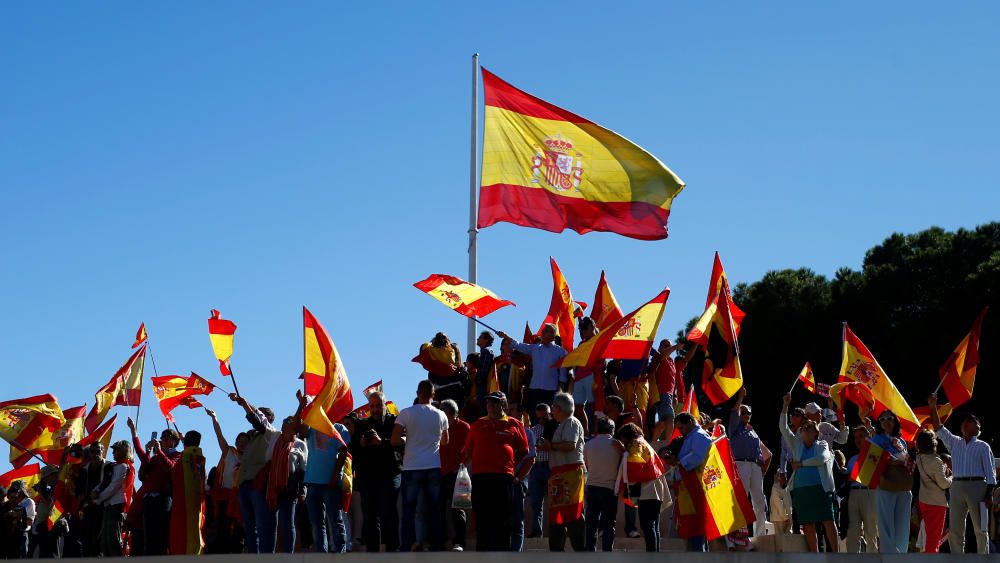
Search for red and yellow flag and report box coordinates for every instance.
[676,435,755,540]
[797,362,816,393]
[132,322,148,349]
[913,403,954,428]
[0,464,41,494]
[937,307,987,409]
[623,438,665,484]
[153,373,215,423]
[558,289,669,367]
[850,439,890,488]
[301,307,354,439]
[688,292,743,405]
[669,385,700,441]
[591,271,624,330]
[0,394,66,453]
[10,405,85,468]
[829,381,875,416]
[78,413,117,454]
[839,325,919,441]
[85,344,145,433]
[542,257,577,352]
[548,464,585,524]
[414,274,515,318]
[706,252,746,336]
[351,380,400,418]
[477,69,685,240]
[208,309,236,376]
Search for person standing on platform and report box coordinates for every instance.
[541,392,586,552]
[727,387,768,537]
[498,325,568,422]
[914,429,950,553]
[351,391,402,553]
[438,399,470,551]
[844,425,879,553]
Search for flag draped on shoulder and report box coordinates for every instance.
[0,394,66,451]
[591,271,624,330]
[478,69,685,240]
[301,307,354,439]
[414,274,515,318]
[839,325,919,441]
[559,289,669,367]
[688,292,743,405]
[132,323,147,349]
[675,435,755,540]
[542,257,577,352]
[10,405,85,468]
[937,307,987,409]
[153,373,215,423]
[208,310,236,376]
[850,439,890,488]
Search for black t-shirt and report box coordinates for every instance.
[350,414,402,479]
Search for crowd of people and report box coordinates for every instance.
[2,321,998,556]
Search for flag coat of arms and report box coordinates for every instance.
[559,289,669,368]
[676,435,755,540]
[414,274,515,318]
[10,405,85,468]
[478,69,685,240]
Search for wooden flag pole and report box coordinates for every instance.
[226,364,243,398]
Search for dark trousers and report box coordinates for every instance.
[549,518,586,551]
[584,485,617,551]
[81,504,104,556]
[471,473,513,551]
[638,499,661,552]
[527,462,549,536]
[360,474,400,552]
[526,389,557,424]
[401,469,443,551]
[142,494,171,555]
[99,503,126,556]
[441,472,467,548]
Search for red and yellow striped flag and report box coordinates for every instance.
[0,464,41,494]
[850,439,890,488]
[414,274,515,318]
[840,325,919,441]
[78,413,117,455]
[706,252,746,335]
[478,69,685,240]
[937,307,987,409]
[913,403,954,428]
[10,405,85,468]
[301,307,354,439]
[797,362,816,393]
[0,394,66,452]
[676,435,755,540]
[542,257,577,352]
[558,289,669,367]
[623,437,666,484]
[829,381,875,416]
[85,345,145,433]
[688,292,743,405]
[208,309,236,376]
[153,373,215,423]
[591,271,624,330]
[132,322,147,349]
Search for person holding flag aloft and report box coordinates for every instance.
[498,324,569,423]
[727,387,768,537]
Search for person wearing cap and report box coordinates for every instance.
[5,480,35,558]
[802,401,849,446]
[497,324,569,424]
[928,393,996,554]
[464,391,529,551]
[583,417,620,551]
[94,439,135,556]
[727,387,768,536]
[843,425,879,552]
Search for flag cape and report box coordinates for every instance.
[676,435,755,540]
[591,271,624,330]
[829,381,875,416]
[85,344,145,433]
[78,413,117,454]
[913,403,954,428]
[208,309,236,376]
[623,438,665,484]
[170,446,206,555]
[839,325,919,441]
[558,289,669,367]
[414,274,515,318]
[542,257,577,352]
[410,345,460,379]
[301,307,354,438]
[153,373,215,423]
[797,363,816,393]
[132,322,147,349]
[10,405,85,468]
[478,68,685,240]
[0,464,41,494]
[850,439,890,489]
[688,293,743,405]
[937,307,987,409]
[706,252,746,335]
[548,463,585,524]
[0,394,65,451]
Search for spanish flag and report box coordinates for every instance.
[688,292,743,405]
[937,307,987,409]
[478,69,685,240]
[839,325,919,441]
[706,253,746,335]
[0,394,66,451]
[0,464,41,494]
[797,363,816,393]
[352,381,400,418]
[548,463,585,524]
[169,446,206,555]
[208,309,236,376]
[301,306,354,439]
[78,413,117,453]
[414,274,515,318]
[913,403,954,428]
[542,257,578,352]
[153,373,215,423]
[132,322,147,349]
[84,344,145,433]
[591,271,624,330]
[676,435,755,540]
[558,289,669,367]
[623,437,665,485]
[10,405,85,468]
[850,439,890,489]
[829,381,875,416]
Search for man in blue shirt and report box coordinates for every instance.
[673,412,712,551]
[498,324,568,423]
[727,387,767,536]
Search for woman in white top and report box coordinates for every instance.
[95,440,135,557]
[206,408,248,553]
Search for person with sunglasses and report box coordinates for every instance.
[868,410,911,553]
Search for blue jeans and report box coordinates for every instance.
[624,503,638,535]
[305,483,348,553]
[276,493,296,553]
[510,478,528,551]
[528,462,549,536]
[238,481,276,553]
[584,485,617,551]
[876,489,912,554]
[401,469,442,551]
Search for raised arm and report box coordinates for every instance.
[205,408,231,455]
[778,393,796,450]
[126,417,150,464]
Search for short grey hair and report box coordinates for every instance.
[440,399,459,417]
[552,392,574,414]
[368,391,386,402]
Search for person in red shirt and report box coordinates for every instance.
[650,339,686,441]
[438,399,471,551]
[464,391,528,551]
[127,418,181,556]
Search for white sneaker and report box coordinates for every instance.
[451,545,464,552]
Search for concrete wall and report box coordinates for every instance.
[59,553,994,562]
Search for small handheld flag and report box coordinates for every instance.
[208,310,236,376]
[795,362,816,394]
[132,323,147,349]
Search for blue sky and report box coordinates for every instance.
[3,2,998,465]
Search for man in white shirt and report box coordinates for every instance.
[7,480,35,558]
[392,379,449,551]
[803,402,849,446]
[929,393,996,554]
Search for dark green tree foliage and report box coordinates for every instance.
[683,223,999,461]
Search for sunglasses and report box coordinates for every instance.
[878,417,894,422]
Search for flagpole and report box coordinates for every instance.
[0,434,49,466]
[467,52,480,355]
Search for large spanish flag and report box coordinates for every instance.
[676,435,755,540]
[208,309,236,376]
[688,292,743,405]
[850,439,890,489]
[301,306,354,439]
[705,252,746,335]
[153,373,215,423]
[591,271,624,330]
[10,405,85,468]
[937,307,987,409]
[85,344,145,433]
[414,274,515,318]
[542,257,577,352]
[839,325,919,441]
[169,446,206,555]
[0,394,65,452]
[478,69,685,240]
[559,289,669,367]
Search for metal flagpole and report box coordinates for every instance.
[467,52,480,354]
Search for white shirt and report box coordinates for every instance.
[936,426,997,485]
[220,449,240,489]
[18,498,35,532]
[551,417,585,467]
[95,462,129,506]
[395,403,449,471]
[584,434,621,490]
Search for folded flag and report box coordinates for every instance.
[676,435,755,540]
[10,405,85,468]
[558,289,669,367]
[829,381,875,416]
[153,373,215,423]
[301,307,354,439]
[0,394,66,452]
[937,307,987,409]
[208,310,236,376]
[591,271,624,330]
[414,274,515,318]
[132,322,147,349]
[478,68,685,240]
[85,344,145,433]
[840,325,919,441]
[850,439,890,488]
